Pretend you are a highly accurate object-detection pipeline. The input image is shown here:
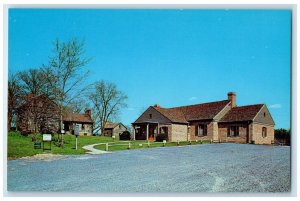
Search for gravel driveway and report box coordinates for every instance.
[7,143,290,193]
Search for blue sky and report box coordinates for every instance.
[8,9,291,129]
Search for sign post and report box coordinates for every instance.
[75,124,79,150]
[61,129,65,148]
[42,134,52,151]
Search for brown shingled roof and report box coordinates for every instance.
[104,122,117,129]
[154,100,230,123]
[220,104,264,122]
[155,107,188,123]
[176,100,230,121]
[62,112,93,124]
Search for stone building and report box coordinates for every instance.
[16,94,60,134]
[62,109,93,136]
[102,122,127,140]
[17,94,93,135]
[132,92,275,144]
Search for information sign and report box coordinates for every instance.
[75,125,79,136]
[43,134,52,141]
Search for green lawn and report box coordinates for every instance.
[7,131,211,159]
[7,131,113,159]
[94,139,211,151]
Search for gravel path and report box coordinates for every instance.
[20,153,67,161]
[82,143,111,154]
[7,143,291,193]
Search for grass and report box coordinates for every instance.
[94,140,211,151]
[7,131,211,159]
[7,131,113,159]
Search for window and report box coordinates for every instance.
[159,126,168,134]
[262,127,267,138]
[264,112,266,117]
[197,124,207,136]
[149,114,152,119]
[77,124,82,131]
[228,126,239,137]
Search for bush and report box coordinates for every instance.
[52,135,59,142]
[275,128,290,145]
[156,133,168,142]
[28,133,42,142]
[20,130,31,136]
[135,134,146,140]
[8,131,22,137]
[120,131,131,140]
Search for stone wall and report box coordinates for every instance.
[79,123,93,136]
[253,105,275,125]
[212,122,219,141]
[251,123,274,144]
[170,124,188,142]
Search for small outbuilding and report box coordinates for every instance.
[102,122,127,140]
[62,109,93,136]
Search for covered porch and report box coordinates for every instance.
[132,122,170,141]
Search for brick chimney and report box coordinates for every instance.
[85,108,91,117]
[227,92,236,108]
[153,104,161,108]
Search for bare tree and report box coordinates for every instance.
[43,38,91,133]
[16,68,51,133]
[89,80,128,135]
[8,72,22,131]
[18,68,48,96]
[65,97,90,114]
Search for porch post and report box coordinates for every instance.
[133,125,136,140]
[146,123,149,141]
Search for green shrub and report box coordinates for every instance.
[20,130,31,136]
[275,128,290,145]
[135,134,146,140]
[52,135,59,142]
[156,133,168,142]
[120,131,131,140]
[28,133,42,142]
[8,131,22,137]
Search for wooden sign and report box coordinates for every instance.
[43,134,52,141]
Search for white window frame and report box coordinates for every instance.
[197,124,207,136]
[229,126,239,137]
